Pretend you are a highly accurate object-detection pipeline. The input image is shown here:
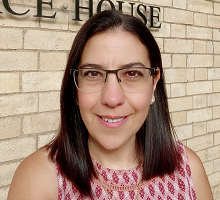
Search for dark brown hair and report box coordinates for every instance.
[49,10,181,197]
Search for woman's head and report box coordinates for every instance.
[51,10,180,196]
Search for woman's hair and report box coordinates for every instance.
[49,10,181,197]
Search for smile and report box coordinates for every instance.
[101,117,125,123]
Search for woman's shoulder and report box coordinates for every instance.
[8,147,58,200]
[184,146,213,200]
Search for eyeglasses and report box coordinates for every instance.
[70,66,157,92]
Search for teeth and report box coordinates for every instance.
[102,117,124,123]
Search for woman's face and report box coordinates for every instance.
[77,30,160,155]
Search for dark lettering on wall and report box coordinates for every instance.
[116,1,124,11]
[34,0,57,18]
[149,6,161,28]
[74,0,93,21]
[97,0,115,13]
[129,2,135,16]
[137,4,147,25]
[0,0,161,28]
[2,0,30,15]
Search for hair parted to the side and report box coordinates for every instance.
[49,10,181,197]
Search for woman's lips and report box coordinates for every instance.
[97,115,129,128]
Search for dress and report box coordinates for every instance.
[56,142,197,200]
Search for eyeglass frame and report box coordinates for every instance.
[70,66,158,91]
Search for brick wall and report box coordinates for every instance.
[0,0,220,199]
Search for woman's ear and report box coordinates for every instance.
[153,67,160,92]
[150,68,160,105]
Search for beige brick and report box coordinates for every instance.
[0,51,38,71]
[0,162,20,186]
[208,172,220,187]
[0,73,19,94]
[193,122,207,136]
[161,54,171,68]
[52,0,75,10]
[214,184,220,199]
[164,39,193,53]
[171,83,186,97]
[0,93,38,117]
[214,29,220,41]
[195,68,207,80]
[214,55,220,67]
[0,137,36,162]
[214,42,220,54]
[22,72,63,92]
[171,111,186,126]
[187,134,213,151]
[164,68,194,83]
[23,111,60,135]
[194,40,207,54]
[166,84,171,98]
[194,12,208,27]
[24,30,76,50]
[208,15,220,28]
[214,2,220,15]
[208,93,220,106]
[0,6,39,28]
[213,106,220,119]
[164,8,193,24]
[214,132,220,145]
[0,28,22,49]
[193,95,207,108]
[155,38,163,52]
[69,18,85,32]
[187,81,212,95]
[208,145,220,160]
[207,119,220,133]
[187,55,213,68]
[135,0,172,6]
[0,187,9,200]
[168,96,193,112]
[38,132,57,149]
[175,124,192,140]
[0,117,21,139]
[208,68,220,80]
[187,108,212,123]
[39,91,60,112]
[172,54,187,68]
[151,23,170,38]
[207,41,214,54]
[187,26,212,40]
[187,0,213,13]
[213,81,220,93]
[203,161,214,175]
[173,0,186,9]
[40,11,68,30]
[171,24,186,38]
[196,149,208,162]
[40,52,67,71]
[214,158,220,172]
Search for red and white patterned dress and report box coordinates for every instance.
[56,142,197,199]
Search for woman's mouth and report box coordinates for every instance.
[101,117,125,123]
[98,115,128,128]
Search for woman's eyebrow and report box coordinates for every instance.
[79,63,103,69]
[79,62,147,69]
[121,62,146,68]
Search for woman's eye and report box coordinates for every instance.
[84,70,102,77]
[125,70,142,77]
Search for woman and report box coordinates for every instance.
[8,10,213,200]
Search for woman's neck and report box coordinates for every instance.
[88,138,139,170]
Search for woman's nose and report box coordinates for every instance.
[101,73,125,108]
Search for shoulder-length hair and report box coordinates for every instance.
[49,10,181,197]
